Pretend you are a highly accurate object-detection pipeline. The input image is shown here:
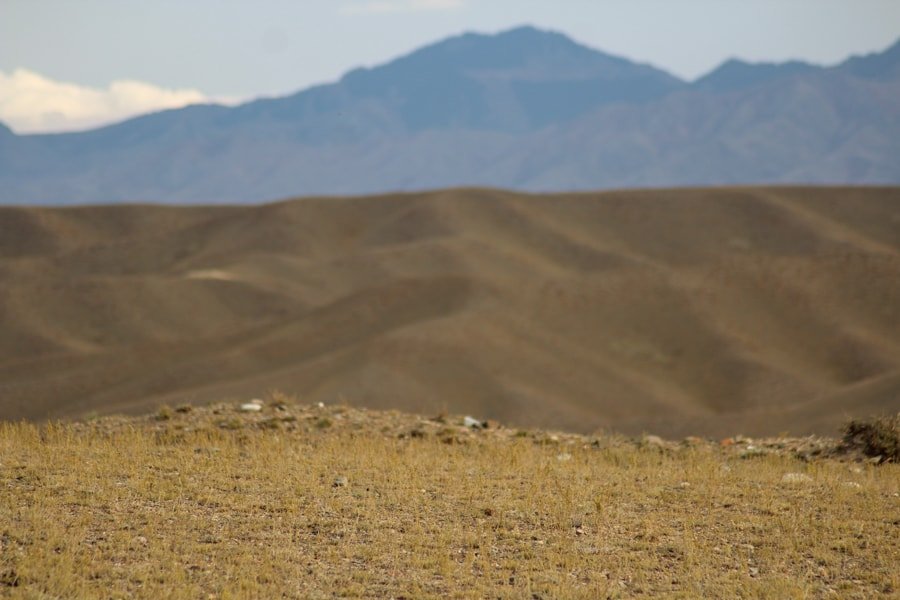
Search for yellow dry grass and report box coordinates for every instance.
[0,405,897,599]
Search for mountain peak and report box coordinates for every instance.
[493,24,574,44]
[377,24,611,74]
[838,37,900,80]
[325,25,683,132]
[694,57,817,92]
[1,24,899,204]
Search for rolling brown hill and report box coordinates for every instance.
[1,187,898,437]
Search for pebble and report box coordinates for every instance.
[463,416,484,429]
[239,401,263,412]
[641,435,665,447]
[781,472,813,484]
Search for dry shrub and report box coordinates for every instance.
[843,414,900,462]
[155,405,173,421]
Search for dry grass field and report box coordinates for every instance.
[1,186,899,438]
[1,400,897,599]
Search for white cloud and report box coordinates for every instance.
[0,69,238,134]
[340,0,464,16]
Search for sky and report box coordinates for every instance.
[1,0,899,133]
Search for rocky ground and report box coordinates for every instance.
[77,394,888,465]
[2,398,896,599]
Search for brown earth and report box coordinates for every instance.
[0,186,898,437]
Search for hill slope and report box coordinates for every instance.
[1,186,898,436]
[0,29,898,204]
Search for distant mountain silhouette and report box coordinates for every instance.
[692,59,817,92]
[0,26,898,204]
[326,25,682,131]
[838,38,900,80]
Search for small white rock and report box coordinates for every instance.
[781,472,813,484]
[239,403,262,412]
[642,435,665,447]
[557,453,573,462]
[463,416,483,429]
[317,402,325,408]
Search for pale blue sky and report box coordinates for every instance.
[1,0,898,132]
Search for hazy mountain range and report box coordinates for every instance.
[1,26,898,204]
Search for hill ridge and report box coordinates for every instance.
[1,186,897,437]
